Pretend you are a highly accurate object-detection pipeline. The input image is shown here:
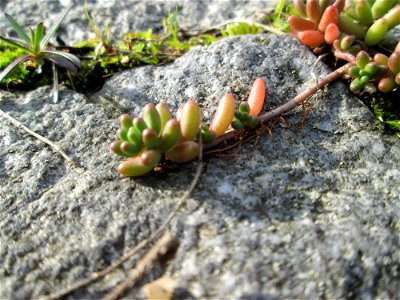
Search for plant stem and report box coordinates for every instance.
[102,233,178,300]
[260,63,351,121]
[333,50,356,63]
[206,63,352,149]
[0,109,81,168]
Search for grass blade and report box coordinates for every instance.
[4,13,31,45]
[0,35,34,53]
[29,27,35,47]
[40,4,75,49]
[34,23,45,52]
[84,0,102,41]
[0,54,31,83]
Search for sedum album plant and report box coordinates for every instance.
[111,78,266,177]
[289,0,400,94]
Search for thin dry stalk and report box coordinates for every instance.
[259,63,351,123]
[0,109,81,168]
[205,63,351,150]
[42,138,204,300]
[102,233,178,300]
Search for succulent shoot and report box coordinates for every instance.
[289,0,400,94]
[179,100,202,141]
[111,100,203,177]
[232,101,260,131]
[209,93,236,137]
[111,77,270,177]
[345,48,400,94]
[247,77,266,116]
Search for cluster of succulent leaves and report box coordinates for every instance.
[112,77,266,177]
[111,101,206,177]
[288,0,400,133]
[289,0,400,90]
[290,0,399,49]
[347,48,400,93]
[231,102,260,130]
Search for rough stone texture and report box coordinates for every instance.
[1,32,400,299]
[0,0,275,46]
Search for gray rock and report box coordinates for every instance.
[0,0,275,46]
[1,33,399,299]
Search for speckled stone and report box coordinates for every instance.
[0,0,276,46]
[1,28,399,300]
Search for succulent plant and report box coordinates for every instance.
[231,77,265,130]
[111,101,202,177]
[289,0,400,94]
[112,78,267,177]
[290,0,343,47]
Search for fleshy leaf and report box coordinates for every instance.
[143,103,162,135]
[142,128,160,149]
[165,141,200,163]
[117,150,161,177]
[247,78,266,116]
[159,119,181,152]
[156,102,172,133]
[179,100,201,141]
[209,93,236,137]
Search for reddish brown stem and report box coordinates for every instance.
[259,63,351,122]
[333,49,356,63]
[205,63,351,150]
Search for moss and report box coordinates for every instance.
[0,42,31,85]
[370,92,400,135]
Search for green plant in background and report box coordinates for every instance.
[84,0,113,56]
[267,0,296,32]
[0,41,30,85]
[163,7,191,51]
[221,22,262,37]
[0,4,81,101]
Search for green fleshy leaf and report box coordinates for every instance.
[34,23,45,53]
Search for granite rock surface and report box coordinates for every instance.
[1,0,400,298]
[1,32,399,299]
[0,0,275,46]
